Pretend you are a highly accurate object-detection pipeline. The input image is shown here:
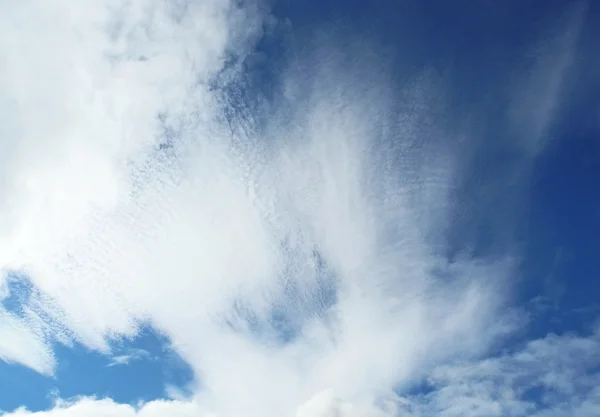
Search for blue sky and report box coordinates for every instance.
[0,0,599,417]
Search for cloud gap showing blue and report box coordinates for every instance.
[0,277,193,413]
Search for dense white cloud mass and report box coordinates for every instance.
[0,0,594,417]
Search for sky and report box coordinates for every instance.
[0,0,599,416]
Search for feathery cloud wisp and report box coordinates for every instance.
[0,0,592,417]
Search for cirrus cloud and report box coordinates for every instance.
[0,1,594,417]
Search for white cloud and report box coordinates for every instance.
[3,322,600,417]
[0,308,54,375]
[0,0,264,352]
[3,397,205,417]
[0,1,593,417]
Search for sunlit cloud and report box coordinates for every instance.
[0,0,594,417]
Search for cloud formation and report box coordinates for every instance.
[5,325,600,417]
[398,323,600,417]
[106,348,152,367]
[0,1,593,417]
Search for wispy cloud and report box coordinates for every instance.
[508,1,588,155]
[0,1,594,417]
[106,348,152,368]
[0,308,54,375]
[397,324,600,417]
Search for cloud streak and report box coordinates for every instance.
[106,349,152,367]
[509,1,588,154]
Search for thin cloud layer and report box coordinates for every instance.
[0,1,594,417]
[509,1,588,154]
[106,348,152,368]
